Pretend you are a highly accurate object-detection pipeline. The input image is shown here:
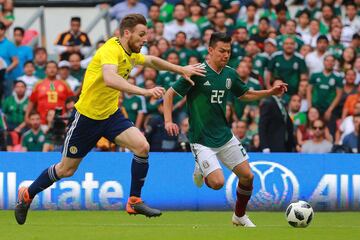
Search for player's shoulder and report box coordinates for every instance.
[224,65,237,74]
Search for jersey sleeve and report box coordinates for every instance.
[100,41,122,66]
[171,78,192,97]
[231,72,249,97]
[267,56,275,72]
[335,76,343,89]
[309,73,316,85]
[299,58,307,74]
[134,53,146,65]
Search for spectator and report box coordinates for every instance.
[339,47,356,72]
[302,19,321,48]
[12,27,33,78]
[54,17,91,60]
[288,94,307,130]
[153,0,174,23]
[259,78,295,152]
[236,2,259,36]
[213,10,231,34]
[301,119,333,153]
[177,116,190,152]
[0,21,19,96]
[296,9,310,37]
[335,69,357,119]
[25,61,74,125]
[342,80,360,119]
[21,111,46,152]
[110,0,148,23]
[0,55,6,103]
[294,0,320,19]
[57,60,80,93]
[328,26,345,61]
[232,120,251,150]
[252,38,277,81]
[270,3,288,32]
[305,35,329,76]
[296,107,333,147]
[0,0,14,28]
[164,32,198,66]
[250,17,269,51]
[249,133,261,152]
[342,113,360,153]
[187,2,207,30]
[17,61,38,97]
[355,57,360,85]
[122,77,146,129]
[68,52,85,82]
[297,80,309,112]
[163,3,200,43]
[343,2,360,34]
[156,51,180,89]
[276,20,304,52]
[266,37,307,99]
[307,54,343,123]
[197,27,214,62]
[144,101,178,152]
[147,4,160,28]
[1,80,28,132]
[318,4,334,34]
[33,47,47,79]
[337,102,360,144]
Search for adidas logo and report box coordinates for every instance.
[204,81,211,86]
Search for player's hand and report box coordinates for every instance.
[181,63,206,86]
[146,87,165,99]
[270,82,288,96]
[165,122,179,136]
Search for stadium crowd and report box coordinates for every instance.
[0,0,360,153]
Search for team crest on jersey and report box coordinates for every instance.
[38,135,45,143]
[293,62,298,70]
[329,78,335,86]
[316,77,321,83]
[69,146,78,154]
[275,62,280,67]
[255,59,262,67]
[132,102,138,110]
[226,78,232,89]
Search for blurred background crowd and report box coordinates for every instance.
[0,0,359,153]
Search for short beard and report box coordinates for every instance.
[128,37,140,53]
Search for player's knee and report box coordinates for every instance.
[241,172,254,184]
[207,178,224,190]
[134,141,150,156]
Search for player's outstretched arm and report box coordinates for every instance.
[103,64,164,98]
[144,55,206,85]
[163,88,179,136]
[239,82,288,101]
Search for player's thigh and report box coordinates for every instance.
[191,143,222,178]
[55,156,83,178]
[217,135,249,173]
[63,110,103,159]
[114,127,149,154]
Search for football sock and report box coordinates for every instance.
[28,164,60,199]
[130,155,149,198]
[235,182,253,217]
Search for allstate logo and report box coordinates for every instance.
[225,161,299,210]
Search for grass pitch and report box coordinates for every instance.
[0,211,359,240]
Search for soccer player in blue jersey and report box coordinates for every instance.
[164,32,287,227]
[15,14,205,224]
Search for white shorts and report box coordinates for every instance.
[190,135,249,177]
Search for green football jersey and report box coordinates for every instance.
[22,129,46,151]
[310,71,343,113]
[328,43,345,60]
[228,42,246,68]
[123,95,145,123]
[268,51,307,95]
[2,95,28,128]
[159,2,174,23]
[172,62,249,148]
[253,53,270,80]
[163,47,199,66]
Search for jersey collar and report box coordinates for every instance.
[205,61,224,75]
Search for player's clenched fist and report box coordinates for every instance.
[165,122,179,136]
[146,87,165,99]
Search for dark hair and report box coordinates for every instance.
[69,52,82,59]
[259,17,270,24]
[287,19,297,26]
[209,32,231,47]
[176,31,187,38]
[24,60,34,67]
[65,96,78,104]
[236,26,248,32]
[13,26,25,35]
[247,2,258,9]
[13,80,26,88]
[317,35,329,44]
[298,9,311,19]
[275,4,288,14]
[174,2,185,9]
[46,61,58,69]
[29,111,40,118]
[34,47,47,55]
[119,14,147,36]
[71,17,81,23]
[353,33,360,40]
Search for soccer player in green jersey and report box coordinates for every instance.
[163,32,287,227]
